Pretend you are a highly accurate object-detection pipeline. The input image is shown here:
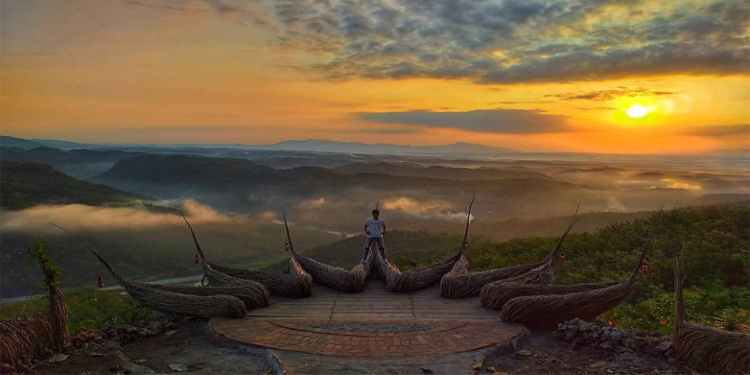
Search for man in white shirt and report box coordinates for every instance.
[363,209,386,260]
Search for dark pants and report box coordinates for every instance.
[362,237,385,261]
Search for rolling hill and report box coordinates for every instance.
[1,146,142,178]
[0,161,140,209]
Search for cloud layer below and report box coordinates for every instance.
[0,200,229,233]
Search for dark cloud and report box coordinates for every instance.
[125,0,272,26]
[684,124,750,137]
[359,109,567,134]
[548,87,676,101]
[237,0,750,83]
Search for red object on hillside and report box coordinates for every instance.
[640,258,650,274]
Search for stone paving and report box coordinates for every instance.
[211,280,528,358]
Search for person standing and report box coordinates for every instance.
[362,209,386,260]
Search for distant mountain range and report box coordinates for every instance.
[1,135,516,156]
[0,136,93,150]
[256,140,517,155]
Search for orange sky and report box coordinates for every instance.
[2,0,749,154]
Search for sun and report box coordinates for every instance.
[626,104,649,119]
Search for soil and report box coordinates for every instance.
[28,321,274,375]
[20,320,693,375]
[481,332,692,375]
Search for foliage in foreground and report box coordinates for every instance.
[2,203,747,335]
[0,288,155,335]
[464,203,750,333]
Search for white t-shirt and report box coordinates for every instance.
[365,218,385,238]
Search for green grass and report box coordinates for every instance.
[465,203,750,333]
[0,288,155,335]
[309,202,750,333]
[4,203,747,336]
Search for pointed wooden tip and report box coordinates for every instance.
[282,212,295,253]
[461,195,476,252]
[90,249,122,283]
[182,216,206,261]
[549,211,578,262]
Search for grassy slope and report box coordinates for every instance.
[0,222,338,298]
[307,203,750,332]
[0,288,155,335]
[0,160,139,209]
[4,203,747,335]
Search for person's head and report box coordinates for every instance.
[372,209,380,219]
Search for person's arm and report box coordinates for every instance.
[364,222,369,236]
[382,222,386,236]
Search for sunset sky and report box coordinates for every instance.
[3,0,749,154]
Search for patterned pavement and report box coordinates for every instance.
[211,281,528,357]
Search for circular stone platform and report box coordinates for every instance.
[211,281,528,357]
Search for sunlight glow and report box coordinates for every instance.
[626,104,649,119]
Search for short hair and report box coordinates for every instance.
[372,209,380,215]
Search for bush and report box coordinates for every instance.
[0,288,155,335]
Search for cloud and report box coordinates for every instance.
[123,0,203,13]
[683,124,750,137]
[0,199,229,233]
[298,197,327,209]
[383,196,471,222]
[235,0,750,83]
[359,109,567,134]
[654,178,703,191]
[125,0,273,26]
[548,87,675,101]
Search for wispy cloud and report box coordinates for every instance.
[383,196,471,222]
[124,0,273,26]
[359,109,567,134]
[0,199,229,233]
[683,124,750,137]
[547,87,676,101]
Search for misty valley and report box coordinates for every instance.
[1,137,748,305]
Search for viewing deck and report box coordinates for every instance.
[211,280,527,357]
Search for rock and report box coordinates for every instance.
[471,361,482,371]
[48,353,69,363]
[589,361,608,368]
[164,330,178,336]
[116,351,156,374]
[168,363,189,372]
[419,368,434,374]
[515,350,533,357]
[655,341,672,353]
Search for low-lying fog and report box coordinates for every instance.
[2,153,748,298]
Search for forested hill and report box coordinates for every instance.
[0,161,139,209]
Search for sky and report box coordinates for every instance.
[2,0,749,154]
